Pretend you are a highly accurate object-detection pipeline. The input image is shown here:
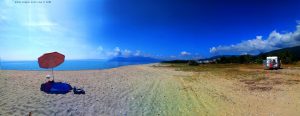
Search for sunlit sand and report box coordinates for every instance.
[1,63,300,115]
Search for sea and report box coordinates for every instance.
[0,60,157,71]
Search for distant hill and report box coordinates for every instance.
[160,46,300,64]
[209,45,300,64]
[200,55,240,60]
[109,56,161,63]
[206,46,300,60]
[261,46,300,59]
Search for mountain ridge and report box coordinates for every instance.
[109,56,161,62]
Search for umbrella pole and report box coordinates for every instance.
[52,68,54,81]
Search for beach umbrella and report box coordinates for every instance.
[38,52,65,81]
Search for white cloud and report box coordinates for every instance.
[95,46,104,56]
[180,51,191,56]
[0,0,92,60]
[210,22,300,55]
[170,55,176,58]
[114,47,120,52]
[100,47,144,58]
[0,15,8,22]
[96,46,103,52]
[24,20,58,32]
[24,7,58,32]
[133,50,141,56]
[209,47,217,54]
[157,52,203,60]
[113,47,121,56]
[123,49,132,57]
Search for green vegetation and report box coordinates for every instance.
[161,60,189,63]
[217,55,254,64]
[217,50,297,64]
[245,46,300,64]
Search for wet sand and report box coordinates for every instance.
[0,64,300,115]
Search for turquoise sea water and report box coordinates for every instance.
[0,60,156,71]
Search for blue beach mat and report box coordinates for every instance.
[40,81,72,94]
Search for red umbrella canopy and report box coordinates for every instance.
[38,52,65,69]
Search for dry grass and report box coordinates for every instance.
[156,63,300,91]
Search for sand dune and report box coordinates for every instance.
[0,64,300,115]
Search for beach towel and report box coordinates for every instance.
[40,81,72,94]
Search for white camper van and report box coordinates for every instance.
[263,56,281,69]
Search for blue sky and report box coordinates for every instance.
[1,0,300,60]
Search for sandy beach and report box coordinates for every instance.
[1,63,300,115]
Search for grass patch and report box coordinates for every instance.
[156,63,300,92]
[157,63,263,80]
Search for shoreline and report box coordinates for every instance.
[0,63,159,72]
